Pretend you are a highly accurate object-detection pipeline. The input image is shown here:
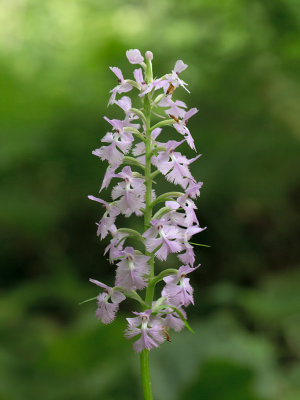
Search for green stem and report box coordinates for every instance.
[150,169,161,179]
[140,351,152,400]
[123,156,145,171]
[116,228,144,243]
[150,118,174,132]
[151,192,184,208]
[140,58,154,400]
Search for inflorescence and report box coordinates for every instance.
[88,49,206,353]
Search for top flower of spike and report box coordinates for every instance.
[88,49,206,354]
[126,49,145,65]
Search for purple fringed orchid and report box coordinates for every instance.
[115,247,150,290]
[162,265,200,307]
[111,166,146,216]
[89,279,126,324]
[162,60,190,93]
[86,49,208,399]
[88,196,120,239]
[124,310,165,353]
[152,140,201,188]
[143,219,183,260]
[109,67,133,106]
[126,49,144,65]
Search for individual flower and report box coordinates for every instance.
[178,226,206,266]
[104,116,134,141]
[152,299,186,333]
[115,247,150,290]
[163,203,188,228]
[182,180,203,199]
[124,310,165,353]
[169,108,198,151]
[99,165,118,192]
[132,127,162,164]
[159,96,187,118]
[92,131,132,166]
[88,196,120,239]
[161,60,189,94]
[90,279,126,324]
[163,306,186,332]
[162,265,200,307]
[108,67,133,105]
[166,197,198,227]
[133,68,154,97]
[112,166,146,216]
[126,49,144,65]
[158,99,198,150]
[152,140,200,188]
[104,225,128,262]
[143,219,183,260]
[114,96,139,126]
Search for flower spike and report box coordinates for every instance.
[87,49,207,398]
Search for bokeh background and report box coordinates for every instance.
[1,0,300,399]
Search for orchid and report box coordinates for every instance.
[162,265,200,307]
[124,310,165,353]
[115,246,150,290]
[108,67,133,105]
[86,50,207,400]
[89,279,126,324]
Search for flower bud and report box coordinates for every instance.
[145,51,153,61]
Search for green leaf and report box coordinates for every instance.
[117,228,144,243]
[123,156,145,171]
[152,206,171,220]
[188,242,211,248]
[151,192,184,208]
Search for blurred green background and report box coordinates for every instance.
[1,0,300,399]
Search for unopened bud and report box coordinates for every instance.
[145,51,153,61]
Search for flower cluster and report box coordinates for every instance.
[88,49,205,353]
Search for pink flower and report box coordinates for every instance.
[104,224,128,261]
[153,140,200,188]
[126,49,144,64]
[178,226,206,266]
[162,265,199,307]
[108,67,132,105]
[152,299,186,332]
[114,96,139,126]
[166,197,198,226]
[163,306,186,332]
[132,127,162,164]
[89,279,126,324]
[112,166,146,216]
[99,165,118,192]
[172,108,198,150]
[88,196,120,239]
[115,247,150,290]
[159,97,187,118]
[159,100,198,150]
[143,219,183,260]
[161,60,190,93]
[133,68,153,97]
[182,180,203,199]
[124,310,165,353]
[92,131,132,166]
